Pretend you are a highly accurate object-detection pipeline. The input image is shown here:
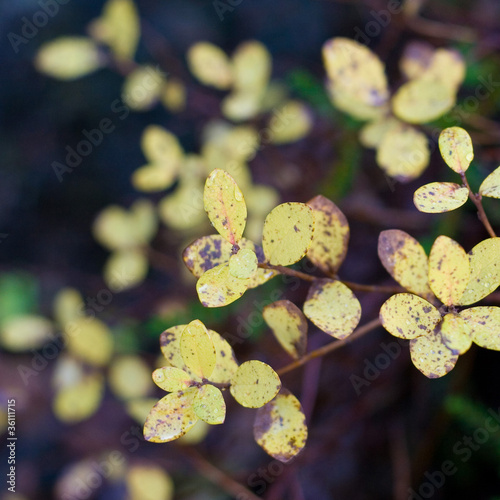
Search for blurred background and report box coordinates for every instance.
[2,0,500,498]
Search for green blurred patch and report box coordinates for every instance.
[0,272,39,323]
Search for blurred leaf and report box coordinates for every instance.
[187,41,233,89]
[268,100,312,144]
[53,288,84,326]
[0,315,53,351]
[109,355,153,400]
[104,249,148,292]
[232,41,271,94]
[126,464,174,500]
[0,273,38,323]
[122,65,166,111]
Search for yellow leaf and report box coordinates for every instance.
[161,78,187,112]
[35,37,103,80]
[53,372,104,423]
[399,41,435,81]
[204,169,247,245]
[143,388,198,442]
[413,182,469,213]
[63,317,114,366]
[177,420,210,445]
[88,0,140,61]
[379,293,441,339]
[268,101,312,144]
[457,238,500,305]
[423,48,466,90]
[160,325,238,385]
[126,464,174,500]
[230,360,281,408]
[262,203,314,266]
[376,124,430,181]
[409,330,458,378]
[126,398,160,425]
[392,79,455,124]
[228,248,258,279]
[132,164,178,192]
[306,195,349,274]
[323,38,389,116]
[254,388,307,462]
[122,65,166,111]
[378,230,433,299]
[197,263,250,307]
[263,300,307,359]
[187,42,233,90]
[183,235,233,277]
[245,185,280,216]
[180,320,217,379]
[439,313,472,355]
[479,166,500,199]
[232,41,271,94]
[103,249,148,292]
[460,306,500,350]
[141,125,184,165]
[303,279,361,339]
[109,356,153,400]
[193,384,226,424]
[429,236,469,306]
[359,116,400,149]
[1,315,53,351]
[53,288,84,326]
[221,90,263,122]
[439,127,474,174]
[152,366,195,392]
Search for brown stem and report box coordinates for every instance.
[406,16,476,43]
[340,281,406,294]
[461,173,497,238]
[277,318,382,376]
[258,262,316,282]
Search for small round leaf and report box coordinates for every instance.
[439,127,474,174]
[193,385,226,425]
[414,182,468,213]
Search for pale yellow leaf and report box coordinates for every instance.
[161,78,187,112]
[177,420,210,445]
[126,464,174,500]
[141,125,184,165]
[479,166,500,199]
[193,384,226,424]
[131,164,178,192]
[152,366,195,392]
[359,116,400,149]
[122,65,166,111]
[268,101,312,144]
[1,315,53,351]
[103,249,148,292]
[232,40,271,94]
[439,127,474,174]
[460,306,500,350]
[221,91,262,121]
[414,182,468,213]
[53,288,84,326]
[180,320,217,379]
[127,398,162,425]
[439,313,472,355]
[228,248,258,279]
[109,356,153,400]
[423,48,466,90]
[187,42,233,89]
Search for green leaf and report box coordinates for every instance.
[152,366,195,392]
[303,279,361,339]
[378,230,433,299]
[228,248,258,279]
[180,320,217,379]
[263,300,307,359]
[254,389,308,462]
[439,313,472,355]
[457,238,500,305]
[262,203,314,266]
[230,360,281,408]
[428,236,469,306]
[193,385,226,425]
[143,388,199,442]
[379,293,441,339]
[479,166,500,199]
[439,127,474,174]
[204,169,247,245]
[460,306,500,350]
[306,195,349,274]
[413,182,469,213]
[409,330,458,378]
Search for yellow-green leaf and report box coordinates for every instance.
[392,79,455,124]
[263,300,307,359]
[232,41,271,94]
[53,288,84,326]
[196,263,250,307]
[161,78,187,112]
[460,307,500,350]
[187,42,233,90]
[378,230,433,299]
[152,366,195,393]
[127,398,159,425]
[429,236,469,306]
[35,37,103,80]
[228,248,258,279]
[399,41,435,81]
[63,317,114,367]
[409,330,458,378]
[254,389,307,462]
[376,124,430,181]
[221,90,262,122]
[0,315,53,351]
[439,313,472,355]
[193,384,226,425]
[132,164,178,192]
[141,125,184,165]
[177,420,210,445]
[306,195,349,274]
[479,166,500,199]
[359,116,400,149]
[457,238,500,305]
[379,293,441,339]
[230,360,281,408]
[262,203,314,266]
[109,355,153,400]
[413,182,468,213]
[268,101,312,144]
[143,388,199,442]
[303,279,361,339]
[103,249,148,292]
[180,320,217,379]
[423,48,466,91]
[439,127,474,174]
[204,169,247,245]
[122,65,165,111]
[126,464,174,500]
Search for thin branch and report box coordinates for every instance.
[277,318,382,376]
[258,262,316,282]
[406,16,476,43]
[341,281,406,294]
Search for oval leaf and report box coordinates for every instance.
[228,248,258,279]
[263,300,307,359]
[439,127,474,174]
[126,464,174,500]
[230,360,281,408]
[439,313,472,355]
[193,384,226,425]
[379,293,441,339]
[103,249,148,292]
[378,230,432,299]
[479,166,500,199]
[1,315,53,351]
[109,356,153,400]
[262,203,314,266]
[414,182,468,213]
[254,389,308,463]
[204,169,247,245]
[187,42,233,90]
[152,366,195,393]
[460,307,500,351]
[180,320,216,379]
[303,279,361,339]
[429,236,469,306]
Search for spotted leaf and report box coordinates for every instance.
[439,313,472,355]
[479,166,500,199]
[180,320,217,379]
[460,307,500,351]
[193,384,226,425]
[152,367,195,393]
[414,182,468,213]
[439,127,474,174]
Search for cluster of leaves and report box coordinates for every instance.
[323,38,465,181]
